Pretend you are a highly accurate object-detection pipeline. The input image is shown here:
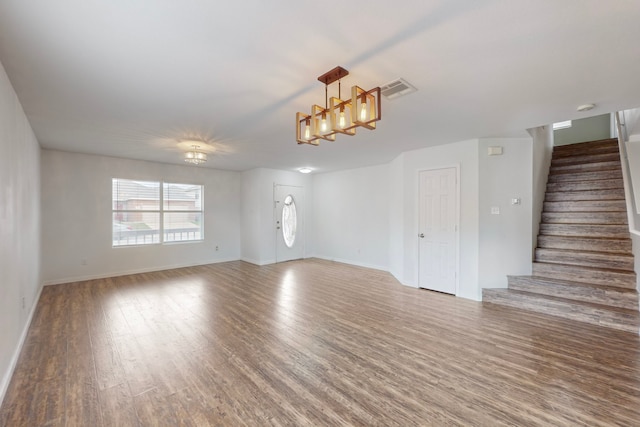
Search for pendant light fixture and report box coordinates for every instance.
[184,145,207,165]
[296,66,381,146]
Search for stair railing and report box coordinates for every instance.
[615,111,640,237]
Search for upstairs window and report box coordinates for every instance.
[112,178,203,247]
[553,120,572,130]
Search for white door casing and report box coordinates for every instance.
[275,184,304,263]
[418,167,459,294]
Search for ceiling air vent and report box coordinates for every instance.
[380,78,417,100]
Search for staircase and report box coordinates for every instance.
[483,138,640,334]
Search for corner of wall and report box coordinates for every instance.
[0,58,43,407]
[0,284,43,405]
[623,108,640,138]
[531,125,554,253]
[477,137,534,290]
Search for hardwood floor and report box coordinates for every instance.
[2,259,640,426]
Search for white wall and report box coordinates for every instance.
[240,168,263,264]
[625,110,640,214]
[478,138,533,289]
[620,107,640,216]
[240,168,312,265]
[311,137,536,300]
[0,61,41,404]
[388,154,405,281]
[530,125,554,250]
[312,164,390,270]
[41,150,241,284]
[623,108,640,138]
[394,139,480,300]
[618,108,640,292]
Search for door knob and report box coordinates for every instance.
[419,233,425,238]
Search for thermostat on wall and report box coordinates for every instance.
[488,146,503,156]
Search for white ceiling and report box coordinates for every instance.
[1,0,639,173]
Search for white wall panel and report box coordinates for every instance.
[478,138,533,289]
[312,164,390,271]
[41,150,241,284]
[240,168,312,265]
[0,61,41,404]
[398,139,480,300]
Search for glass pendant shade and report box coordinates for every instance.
[329,97,356,135]
[351,85,381,130]
[311,104,336,142]
[296,112,319,145]
[184,146,207,164]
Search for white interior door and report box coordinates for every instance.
[275,185,304,263]
[418,167,458,294]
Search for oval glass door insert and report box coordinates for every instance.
[282,195,297,248]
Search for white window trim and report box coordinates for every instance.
[112,178,204,247]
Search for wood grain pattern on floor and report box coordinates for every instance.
[1,259,640,426]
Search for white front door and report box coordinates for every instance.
[418,167,458,294]
[275,185,304,263]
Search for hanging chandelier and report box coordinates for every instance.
[296,66,381,146]
[184,145,207,165]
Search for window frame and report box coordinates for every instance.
[162,181,205,244]
[112,178,204,247]
[553,120,572,130]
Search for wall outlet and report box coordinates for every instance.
[215,245,219,251]
[21,297,25,309]
[491,206,500,215]
[81,258,87,265]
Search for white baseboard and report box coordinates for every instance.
[389,268,412,288]
[0,284,44,407]
[311,256,428,290]
[312,255,389,272]
[43,257,240,286]
[240,257,275,266]
[399,279,419,289]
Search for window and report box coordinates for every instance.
[163,182,203,243]
[112,178,203,246]
[281,194,297,248]
[553,120,572,130]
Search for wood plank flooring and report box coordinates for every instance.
[2,259,640,426]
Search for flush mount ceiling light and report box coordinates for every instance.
[296,66,381,146]
[184,144,207,165]
[298,167,312,174]
[577,103,596,112]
